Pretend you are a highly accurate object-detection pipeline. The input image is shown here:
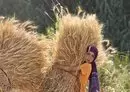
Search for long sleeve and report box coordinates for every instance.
[80,63,92,92]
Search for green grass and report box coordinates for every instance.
[99,53,130,92]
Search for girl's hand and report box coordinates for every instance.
[82,61,87,64]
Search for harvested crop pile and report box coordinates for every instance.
[0,18,48,92]
[42,14,107,92]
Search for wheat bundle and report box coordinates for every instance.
[0,18,48,92]
[42,14,107,92]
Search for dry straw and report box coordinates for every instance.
[0,18,48,92]
[42,13,107,92]
[0,12,107,92]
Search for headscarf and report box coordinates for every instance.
[86,45,98,61]
[86,45,100,92]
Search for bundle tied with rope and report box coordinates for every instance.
[42,14,107,92]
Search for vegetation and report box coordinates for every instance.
[80,0,130,51]
[0,0,130,51]
[44,14,130,91]
[99,53,130,92]
[0,0,130,91]
[45,16,130,92]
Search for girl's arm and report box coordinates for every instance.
[55,64,80,72]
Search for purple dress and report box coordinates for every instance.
[88,62,100,92]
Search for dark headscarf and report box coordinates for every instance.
[86,45,98,61]
[86,45,100,92]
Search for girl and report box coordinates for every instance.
[55,45,100,92]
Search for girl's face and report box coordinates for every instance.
[85,51,95,63]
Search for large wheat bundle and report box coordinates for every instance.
[42,14,107,92]
[0,18,47,92]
